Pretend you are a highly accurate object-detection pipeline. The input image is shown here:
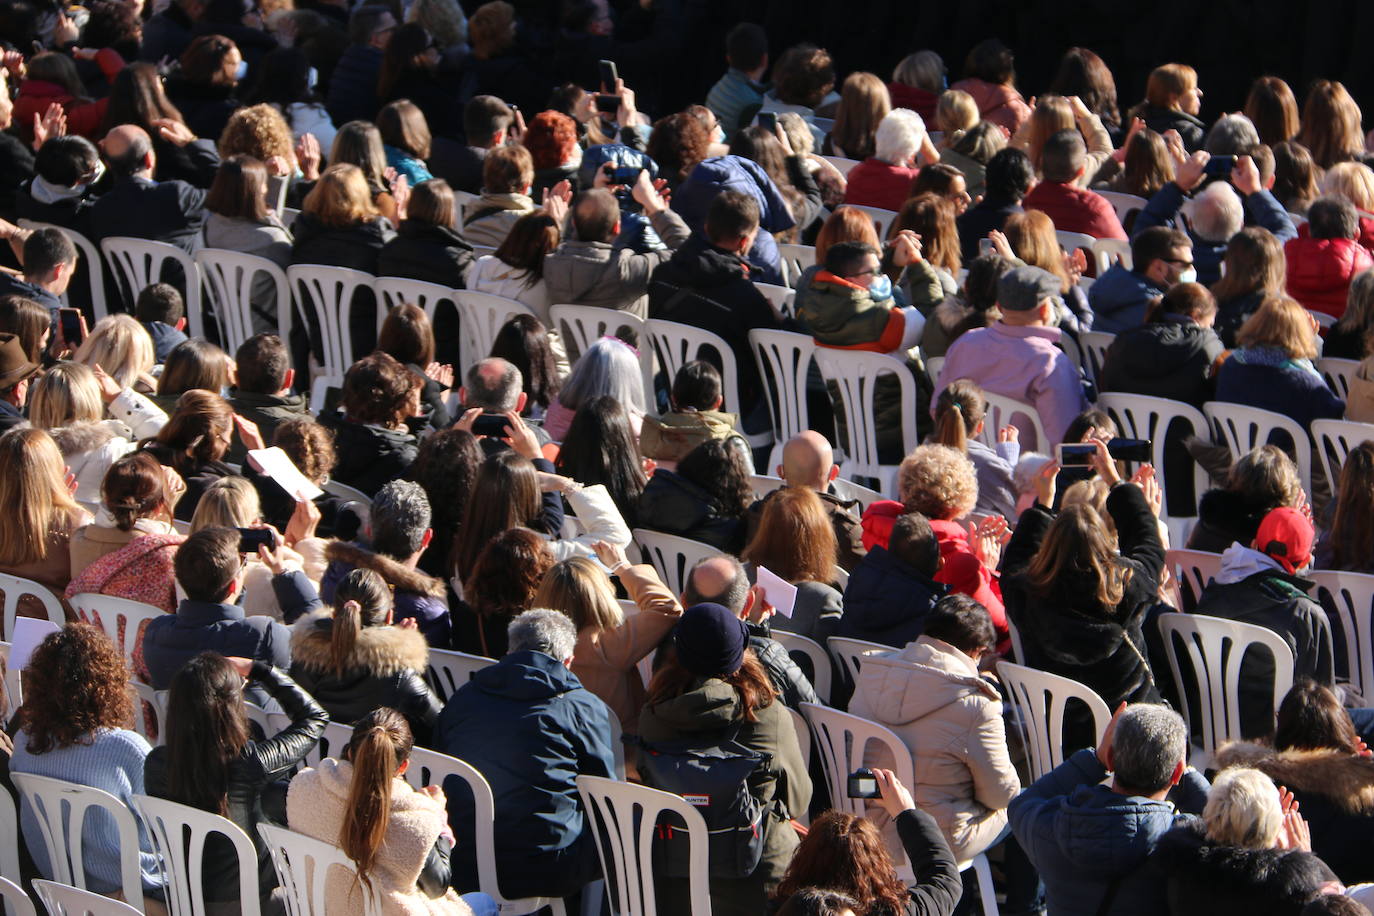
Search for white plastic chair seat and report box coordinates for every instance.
[646,318,771,449]
[426,647,497,703]
[749,328,815,471]
[0,572,68,640]
[1316,357,1360,400]
[132,795,262,916]
[100,237,204,339]
[848,204,898,240]
[0,876,35,916]
[286,264,378,386]
[979,392,1050,452]
[16,221,107,322]
[631,529,719,597]
[195,249,292,353]
[777,243,816,288]
[257,823,382,916]
[1309,570,1374,699]
[1078,331,1116,388]
[68,594,164,669]
[825,636,891,688]
[1203,402,1313,501]
[33,879,141,916]
[1311,418,1374,494]
[997,662,1113,781]
[1091,237,1132,275]
[130,682,167,747]
[454,291,538,374]
[1165,548,1223,612]
[812,349,917,493]
[772,631,832,704]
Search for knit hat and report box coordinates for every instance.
[997,265,1061,312]
[1254,506,1314,575]
[673,603,749,678]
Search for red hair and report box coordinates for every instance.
[523,111,579,172]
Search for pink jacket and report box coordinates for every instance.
[949,78,1032,133]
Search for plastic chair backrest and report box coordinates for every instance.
[575,775,712,916]
[848,205,897,240]
[1077,331,1116,388]
[265,716,351,772]
[1309,570,1374,699]
[749,475,784,502]
[822,156,859,176]
[11,774,143,907]
[1312,418,1374,497]
[194,249,292,354]
[749,329,815,472]
[1202,402,1313,501]
[754,282,795,320]
[548,305,654,398]
[1165,548,1223,612]
[16,221,107,322]
[1316,358,1360,400]
[0,573,69,640]
[426,647,497,703]
[32,879,141,916]
[1091,237,1132,275]
[285,265,376,379]
[453,291,537,374]
[68,594,164,669]
[979,392,1050,452]
[374,277,457,330]
[771,631,832,704]
[100,237,203,338]
[825,636,891,688]
[645,319,760,445]
[0,642,19,713]
[1055,230,1096,261]
[1096,191,1148,227]
[0,877,34,916]
[1097,393,1211,527]
[129,682,167,747]
[812,349,917,493]
[996,662,1113,781]
[132,795,261,916]
[777,243,816,288]
[256,823,381,916]
[828,477,884,510]
[631,529,719,597]
[1157,612,1295,768]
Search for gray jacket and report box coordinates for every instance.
[542,208,691,318]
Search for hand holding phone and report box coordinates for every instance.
[758,111,778,132]
[237,527,278,554]
[847,768,880,799]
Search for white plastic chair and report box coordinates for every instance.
[825,635,891,688]
[0,783,21,915]
[812,349,917,493]
[11,774,144,908]
[777,243,815,288]
[1157,612,1295,768]
[1078,331,1116,388]
[1312,418,1374,495]
[100,237,203,338]
[286,264,377,406]
[848,205,897,240]
[631,529,719,597]
[0,877,34,916]
[749,329,815,471]
[32,880,141,916]
[68,594,164,671]
[194,249,292,353]
[373,277,457,327]
[979,392,1050,452]
[453,291,538,374]
[924,355,944,387]
[0,572,68,640]
[799,704,998,912]
[262,717,352,772]
[1203,402,1313,500]
[1316,357,1360,400]
[1096,191,1148,227]
[754,282,796,319]
[748,474,784,500]
[16,221,107,322]
[575,775,712,916]
[257,823,381,916]
[426,647,497,703]
[646,318,770,449]
[1055,229,1097,261]
[1165,548,1223,612]
[1309,570,1374,699]
[997,662,1113,781]
[822,156,860,176]
[1091,237,1132,275]
[829,477,884,509]
[1097,393,1211,529]
[772,631,832,704]
[548,304,655,398]
[130,682,167,747]
[132,795,262,916]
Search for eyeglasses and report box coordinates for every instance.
[1164,258,1195,268]
[849,267,881,278]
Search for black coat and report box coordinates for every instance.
[88,176,207,254]
[290,212,391,274]
[748,627,819,710]
[165,77,241,144]
[144,662,327,904]
[1151,820,1336,916]
[839,545,950,648]
[323,414,418,497]
[0,133,35,217]
[325,44,384,126]
[637,468,746,554]
[377,220,473,288]
[139,442,233,520]
[957,197,1022,264]
[1214,291,1265,349]
[288,608,443,746]
[1100,318,1225,408]
[1186,488,1271,554]
[1138,105,1207,152]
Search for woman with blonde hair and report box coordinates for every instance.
[1013,94,1113,184]
[292,162,395,274]
[0,427,92,598]
[742,486,844,638]
[1245,76,1301,147]
[74,314,156,391]
[1188,444,1307,553]
[535,548,681,732]
[1320,162,1374,249]
[29,361,167,512]
[825,72,891,162]
[930,378,1018,519]
[934,89,978,143]
[1129,63,1205,151]
[1297,80,1367,171]
[1211,227,1288,346]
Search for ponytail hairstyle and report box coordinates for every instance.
[340,708,414,886]
[329,569,393,677]
[932,379,987,454]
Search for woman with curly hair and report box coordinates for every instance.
[328,351,421,497]
[453,527,553,657]
[638,436,754,553]
[646,111,713,191]
[525,110,582,198]
[12,624,163,902]
[218,103,305,185]
[407,427,481,577]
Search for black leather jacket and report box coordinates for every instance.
[144,663,328,904]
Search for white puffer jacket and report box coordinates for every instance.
[49,388,167,513]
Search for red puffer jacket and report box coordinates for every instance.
[14,48,125,140]
[1284,235,1374,318]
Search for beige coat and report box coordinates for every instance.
[3,507,91,609]
[848,636,1020,865]
[1346,358,1374,424]
[286,758,474,916]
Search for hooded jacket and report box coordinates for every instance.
[849,637,1020,864]
[638,677,812,916]
[378,220,474,289]
[839,545,949,648]
[322,415,418,499]
[543,207,690,319]
[797,270,909,352]
[1214,345,1345,432]
[436,650,617,899]
[1150,819,1337,916]
[640,409,743,464]
[319,541,450,648]
[51,422,139,514]
[1285,235,1374,318]
[637,468,746,554]
[1087,263,1165,335]
[949,78,1031,133]
[1009,748,1210,916]
[672,156,795,286]
[1193,544,1334,739]
[1100,317,1225,408]
[289,608,443,745]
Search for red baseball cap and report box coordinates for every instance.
[1254,506,1314,575]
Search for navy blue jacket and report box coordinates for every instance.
[143,320,188,364]
[88,176,207,255]
[839,545,949,648]
[325,45,384,126]
[1214,347,1345,434]
[957,197,1022,263]
[673,156,794,286]
[1133,182,1295,286]
[1009,748,1209,916]
[1087,263,1164,334]
[0,275,60,312]
[437,650,616,899]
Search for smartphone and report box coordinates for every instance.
[978,238,996,257]
[847,768,880,799]
[1107,437,1152,462]
[58,307,84,347]
[603,163,643,186]
[758,111,778,132]
[471,413,510,437]
[598,59,619,93]
[595,93,621,114]
[1057,442,1098,468]
[237,527,278,554]
[1204,154,1237,176]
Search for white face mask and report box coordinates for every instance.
[1177,267,1197,285]
[712,125,725,145]
[306,66,319,91]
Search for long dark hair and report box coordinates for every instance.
[1326,441,1374,571]
[340,708,414,886]
[247,46,317,107]
[492,209,561,287]
[489,314,561,411]
[1274,679,1362,753]
[646,648,776,723]
[163,652,251,815]
[677,437,754,520]
[407,428,481,572]
[103,62,184,135]
[556,396,646,526]
[450,451,540,583]
[376,23,433,99]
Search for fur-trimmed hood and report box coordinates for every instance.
[48,421,121,455]
[1216,741,1374,814]
[324,540,445,597]
[290,607,432,677]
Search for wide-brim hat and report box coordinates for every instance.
[0,333,40,388]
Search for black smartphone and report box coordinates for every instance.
[1204,154,1236,177]
[1057,442,1098,468]
[58,307,84,347]
[237,527,277,554]
[758,111,778,132]
[471,413,510,437]
[603,163,643,186]
[598,59,619,93]
[596,93,621,114]
[847,768,880,799]
[1107,437,1152,462]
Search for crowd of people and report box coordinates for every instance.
[5,1,1374,915]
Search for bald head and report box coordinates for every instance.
[461,357,523,411]
[682,556,750,616]
[572,189,620,243]
[781,431,836,490]
[102,125,154,178]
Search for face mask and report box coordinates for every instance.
[1176,267,1197,285]
[712,125,725,145]
[234,59,248,81]
[869,274,893,300]
[306,66,318,91]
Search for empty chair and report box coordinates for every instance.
[997,662,1113,781]
[749,329,815,471]
[812,349,918,493]
[426,647,497,703]
[286,264,377,405]
[195,249,293,353]
[100,238,204,338]
[132,795,263,916]
[32,880,141,916]
[631,529,719,597]
[257,823,382,916]
[1203,402,1314,500]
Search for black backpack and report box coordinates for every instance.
[634,734,773,879]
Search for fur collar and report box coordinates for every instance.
[49,422,120,455]
[290,607,432,676]
[933,296,974,334]
[1216,741,1374,813]
[326,540,445,597]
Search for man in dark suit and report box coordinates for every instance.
[430,95,517,195]
[88,125,207,254]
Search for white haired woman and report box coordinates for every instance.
[843,108,939,212]
[541,336,646,442]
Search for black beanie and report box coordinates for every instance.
[673,602,749,677]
